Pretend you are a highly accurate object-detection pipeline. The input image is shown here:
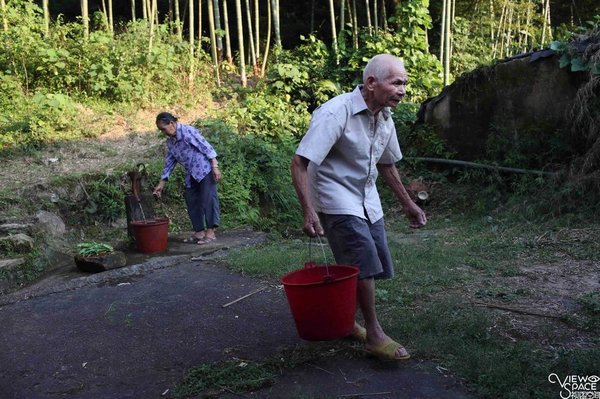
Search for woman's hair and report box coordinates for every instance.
[156,112,178,124]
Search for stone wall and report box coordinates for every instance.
[418,51,589,161]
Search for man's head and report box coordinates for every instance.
[156,112,178,137]
[362,54,407,112]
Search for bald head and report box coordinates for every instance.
[363,54,405,83]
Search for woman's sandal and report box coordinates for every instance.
[196,236,216,245]
[183,234,205,243]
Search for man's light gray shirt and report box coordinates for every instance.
[296,86,403,223]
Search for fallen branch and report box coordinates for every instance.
[408,157,557,176]
[473,301,563,319]
[337,392,392,398]
[222,286,268,308]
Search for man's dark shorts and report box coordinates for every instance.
[319,213,394,280]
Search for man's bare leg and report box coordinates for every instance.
[357,277,409,359]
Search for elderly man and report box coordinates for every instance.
[291,54,427,360]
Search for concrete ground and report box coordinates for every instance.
[0,228,475,399]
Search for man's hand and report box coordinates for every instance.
[404,202,427,229]
[303,210,324,237]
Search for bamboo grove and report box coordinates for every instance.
[1,0,595,89]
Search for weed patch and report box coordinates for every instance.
[172,360,274,398]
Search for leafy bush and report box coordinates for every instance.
[197,118,301,233]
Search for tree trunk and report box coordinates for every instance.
[541,0,552,45]
[148,0,158,52]
[198,0,203,50]
[142,0,147,19]
[189,0,195,57]
[381,0,387,31]
[261,0,271,77]
[235,0,247,86]
[207,0,221,85]
[440,0,446,63]
[271,0,281,49]
[365,0,372,35]
[213,0,223,60]
[443,0,451,86]
[43,0,49,37]
[100,0,110,32]
[373,0,378,34]
[493,0,508,58]
[222,0,233,63]
[0,0,7,33]
[189,0,195,85]
[244,0,256,69]
[523,0,531,51]
[174,0,182,40]
[81,0,89,41]
[351,0,358,49]
[254,0,260,64]
[339,0,345,34]
[131,0,136,20]
[108,0,114,34]
[329,0,339,64]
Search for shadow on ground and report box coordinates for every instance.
[0,228,475,399]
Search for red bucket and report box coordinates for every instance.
[281,262,359,341]
[130,218,169,254]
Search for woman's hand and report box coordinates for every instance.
[212,166,222,182]
[153,180,166,198]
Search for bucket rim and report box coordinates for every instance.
[281,264,359,287]
[130,217,170,226]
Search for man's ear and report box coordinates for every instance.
[364,75,377,91]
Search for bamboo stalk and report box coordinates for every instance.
[408,157,557,176]
[329,0,339,64]
[260,0,271,77]
[0,0,7,32]
[207,0,221,85]
[223,0,233,63]
[244,0,256,69]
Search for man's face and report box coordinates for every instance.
[372,63,408,109]
[157,120,177,137]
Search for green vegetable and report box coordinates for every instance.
[77,242,114,257]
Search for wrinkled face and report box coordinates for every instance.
[156,120,177,137]
[371,63,408,109]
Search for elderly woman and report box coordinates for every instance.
[153,112,222,244]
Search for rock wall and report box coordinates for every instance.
[418,51,589,161]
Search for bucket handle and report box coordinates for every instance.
[307,235,330,275]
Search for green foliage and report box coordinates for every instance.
[393,102,453,159]
[551,17,600,75]
[83,177,124,222]
[172,360,273,398]
[225,91,310,138]
[0,1,214,151]
[197,118,302,233]
[337,27,444,102]
[77,241,114,257]
[450,17,495,77]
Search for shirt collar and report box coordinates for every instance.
[169,123,183,142]
[351,85,392,121]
